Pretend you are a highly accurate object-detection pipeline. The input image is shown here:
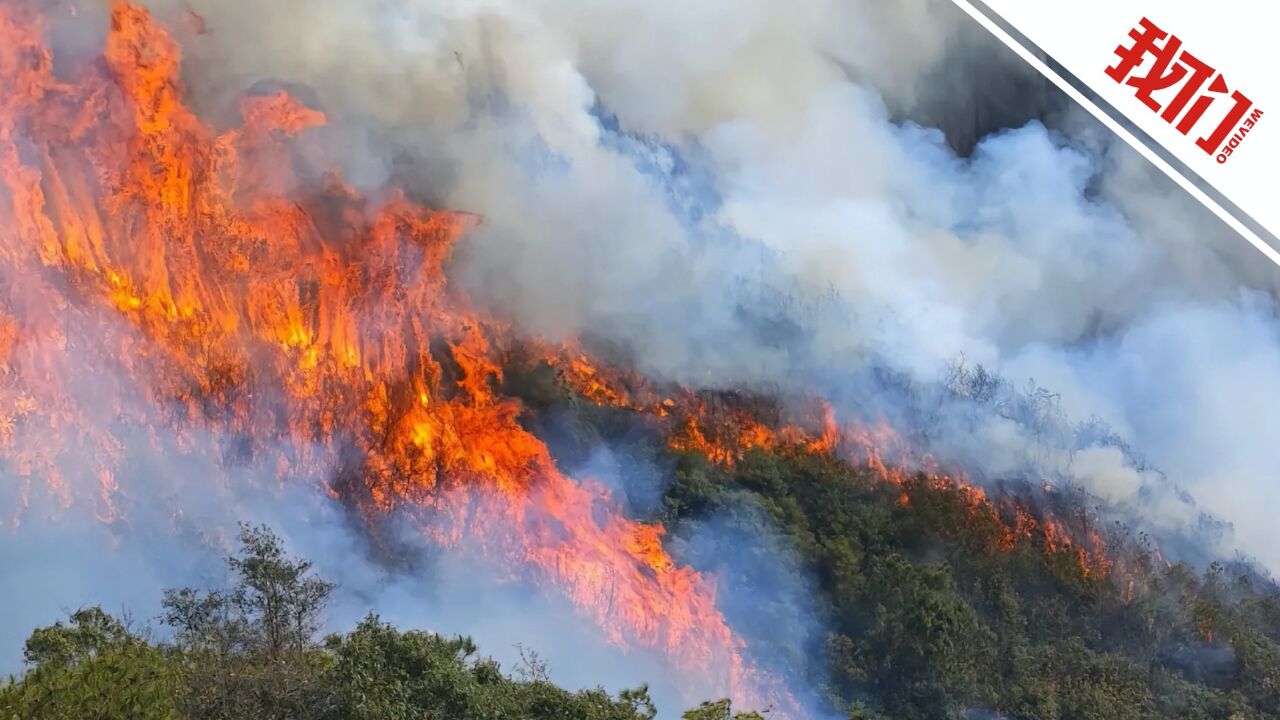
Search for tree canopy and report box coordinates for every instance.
[1,525,678,720]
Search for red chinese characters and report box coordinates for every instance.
[1106,18,1263,163]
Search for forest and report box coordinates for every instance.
[5,369,1280,720]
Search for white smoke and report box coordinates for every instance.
[0,477,697,709]
[140,0,1278,571]
[0,379,694,710]
[8,0,1280,711]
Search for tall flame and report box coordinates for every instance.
[0,2,791,712]
[0,2,1123,713]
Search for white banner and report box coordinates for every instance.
[952,0,1280,265]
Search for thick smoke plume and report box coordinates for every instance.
[125,0,1277,563]
[6,0,1280,714]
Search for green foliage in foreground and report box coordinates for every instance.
[1,607,181,720]
[1,525,760,720]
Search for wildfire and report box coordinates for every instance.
[0,1,1130,713]
[0,2,791,712]
[547,352,1116,583]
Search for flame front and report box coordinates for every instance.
[0,2,1123,712]
[552,350,1114,582]
[0,2,791,711]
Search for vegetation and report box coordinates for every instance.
[1,525,749,720]
[8,376,1280,719]
[505,365,1280,720]
[662,447,1280,720]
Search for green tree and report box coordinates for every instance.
[161,524,335,720]
[856,555,994,718]
[22,607,138,668]
[681,698,765,720]
[329,615,659,720]
[0,609,180,720]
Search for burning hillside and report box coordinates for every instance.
[5,1,1280,719]
[0,1,792,711]
[0,0,1104,688]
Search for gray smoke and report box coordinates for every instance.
[130,0,1276,570]
[7,0,1280,714]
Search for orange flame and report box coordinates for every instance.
[0,2,1129,710]
[544,348,1117,584]
[0,3,792,712]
